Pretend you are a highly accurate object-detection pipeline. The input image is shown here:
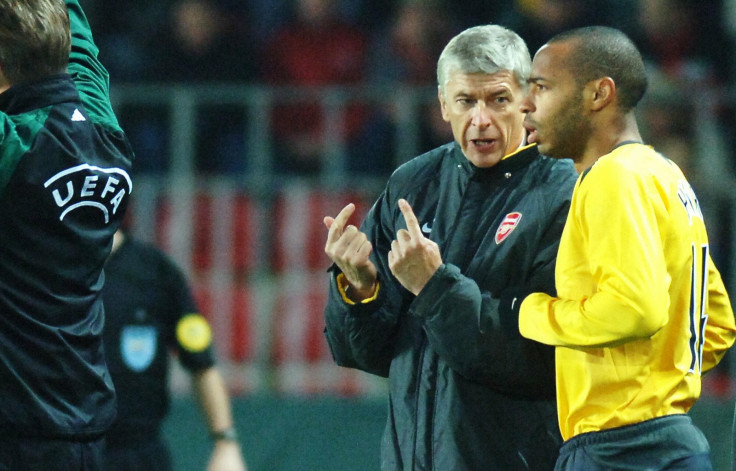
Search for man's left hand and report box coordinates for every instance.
[388,199,443,295]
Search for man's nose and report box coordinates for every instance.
[520,95,533,114]
[470,102,493,127]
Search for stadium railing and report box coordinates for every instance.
[111,83,736,397]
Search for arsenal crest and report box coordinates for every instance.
[495,212,522,244]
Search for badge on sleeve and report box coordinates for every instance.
[176,313,212,352]
[121,325,158,372]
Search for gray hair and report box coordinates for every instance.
[437,24,531,95]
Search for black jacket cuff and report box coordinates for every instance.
[498,287,529,336]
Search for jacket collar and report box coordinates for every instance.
[452,142,539,179]
[0,73,78,115]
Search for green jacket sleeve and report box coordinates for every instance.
[65,0,121,131]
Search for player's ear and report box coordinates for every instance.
[438,87,451,122]
[585,77,615,111]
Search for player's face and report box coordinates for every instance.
[439,70,526,168]
[520,42,590,161]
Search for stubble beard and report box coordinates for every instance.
[543,95,590,162]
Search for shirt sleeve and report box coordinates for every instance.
[161,255,216,371]
[65,0,121,129]
[323,189,406,378]
[0,116,23,193]
[701,255,736,373]
[520,163,670,347]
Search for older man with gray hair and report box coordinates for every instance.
[322,24,577,470]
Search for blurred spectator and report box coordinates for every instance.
[724,0,736,80]
[417,99,456,155]
[637,70,698,180]
[367,0,456,86]
[81,0,166,81]
[633,0,736,178]
[450,0,516,29]
[350,0,400,31]
[504,0,612,55]
[247,0,289,46]
[262,0,369,176]
[631,0,733,85]
[146,0,254,83]
[123,0,256,175]
[248,0,383,47]
[358,0,457,172]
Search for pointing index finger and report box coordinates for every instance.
[326,203,355,242]
[398,198,423,238]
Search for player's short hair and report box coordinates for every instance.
[0,0,70,85]
[548,26,648,111]
[437,24,531,95]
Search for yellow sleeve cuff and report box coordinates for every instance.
[336,273,380,305]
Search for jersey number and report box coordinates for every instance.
[688,244,709,375]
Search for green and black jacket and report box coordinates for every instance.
[0,0,133,438]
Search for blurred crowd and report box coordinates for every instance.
[79,0,736,395]
[77,0,736,181]
[82,0,735,86]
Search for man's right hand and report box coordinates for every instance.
[324,203,377,301]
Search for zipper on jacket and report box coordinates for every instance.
[411,333,439,471]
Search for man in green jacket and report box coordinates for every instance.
[0,1,133,469]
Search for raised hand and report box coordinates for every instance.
[388,199,442,295]
[324,203,378,300]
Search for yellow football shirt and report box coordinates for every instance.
[519,143,736,440]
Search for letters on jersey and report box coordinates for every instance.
[44,163,133,223]
[677,179,703,225]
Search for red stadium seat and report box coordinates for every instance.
[269,271,387,396]
[271,272,330,364]
[270,186,371,273]
[151,188,259,276]
[192,192,214,273]
[231,193,258,275]
[192,277,257,363]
